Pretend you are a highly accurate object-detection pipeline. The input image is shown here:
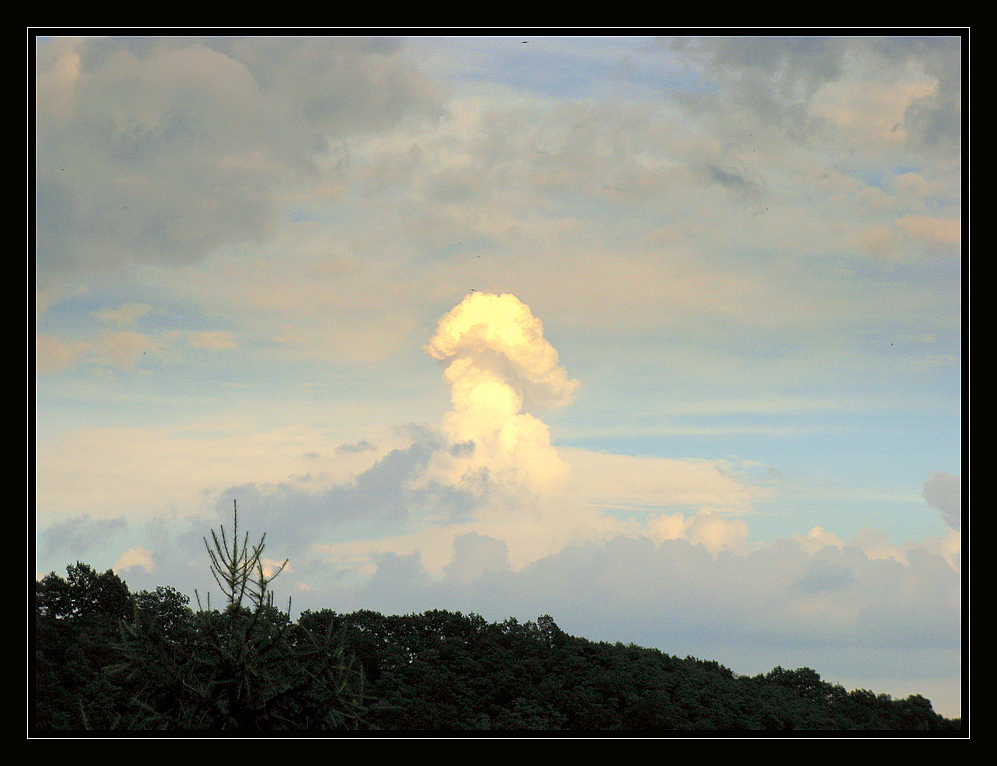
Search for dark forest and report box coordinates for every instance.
[33,509,963,734]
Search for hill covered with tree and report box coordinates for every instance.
[33,508,962,733]
[33,564,962,733]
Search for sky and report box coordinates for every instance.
[33,34,964,719]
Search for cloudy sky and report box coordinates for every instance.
[34,34,963,718]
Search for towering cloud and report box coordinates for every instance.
[415,291,762,567]
[425,292,579,411]
[424,292,578,497]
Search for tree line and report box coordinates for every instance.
[33,507,963,732]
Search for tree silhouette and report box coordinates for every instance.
[112,501,363,730]
[200,500,287,614]
[34,563,134,729]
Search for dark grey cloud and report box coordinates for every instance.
[659,35,846,140]
[658,35,962,148]
[922,471,961,530]
[39,514,128,560]
[794,559,856,594]
[704,163,763,203]
[208,428,481,560]
[872,36,962,150]
[905,90,961,150]
[35,35,442,284]
[336,439,378,454]
[214,36,441,133]
[702,36,846,100]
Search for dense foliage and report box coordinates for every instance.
[33,506,961,733]
[33,565,961,732]
[304,609,960,731]
[35,505,364,731]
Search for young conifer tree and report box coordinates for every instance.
[115,500,363,730]
[200,499,287,615]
